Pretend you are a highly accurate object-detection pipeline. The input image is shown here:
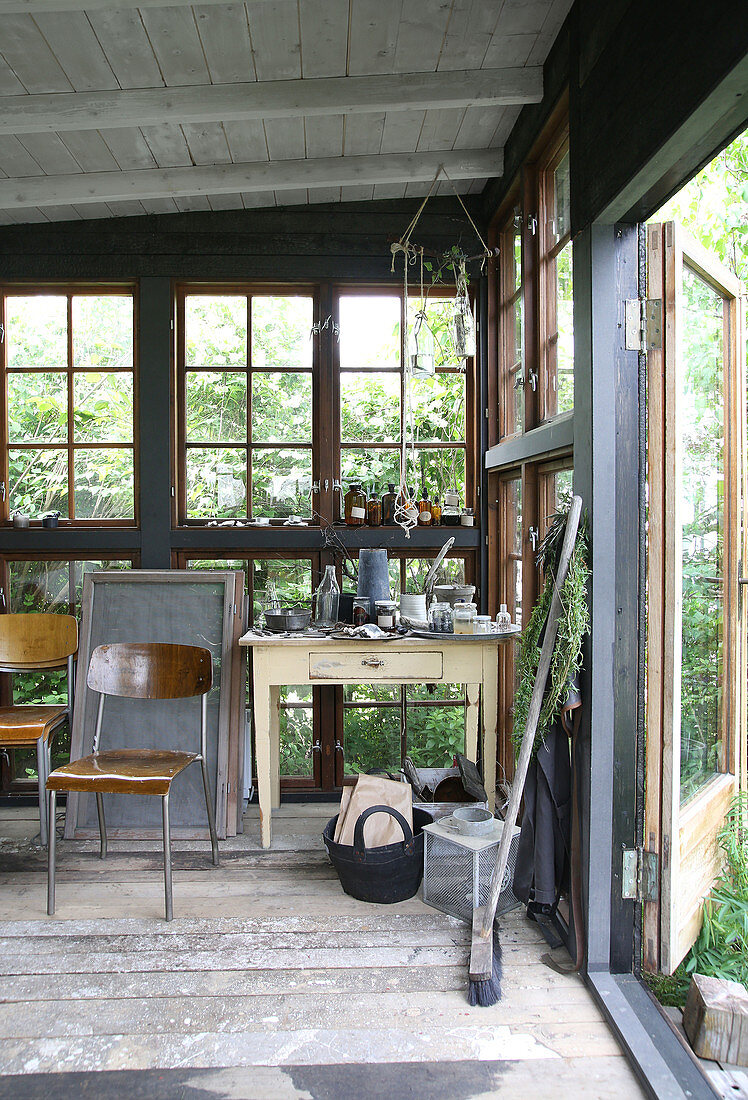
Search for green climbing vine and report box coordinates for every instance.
[512,501,590,758]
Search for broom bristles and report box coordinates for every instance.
[467,924,502,1007]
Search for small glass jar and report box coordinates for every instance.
[453,605,474,635]
[460,507,474,527]
[428,601,452,634]
[367,492,382,526]
[430,499,441,526]
[375,599,398,629]
[344,483,367,526]
[352,596,370,626]
[473,614,491,634]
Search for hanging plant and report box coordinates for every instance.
[512,498,590,759]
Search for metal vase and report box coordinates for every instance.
[356,549,390,606]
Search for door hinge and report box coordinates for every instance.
[527,214,537,235]
[625,298,662,351]
[621,846,658,902]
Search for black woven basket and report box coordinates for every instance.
[323,805,433,904]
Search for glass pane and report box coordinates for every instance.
[8,373,67,443]
[412,373,465,443]
[74,373,133,443]
[679,266,725,802]
[9,560,71,613]
[407,705,465,767]
[341,372,400,442]
[341,448,401,500]
[513,216,522,287]
[344,684,399,704]
[186,371,247,443]
[407,682,464,701]
[406,556,466,595]
[186,446,246,518]
[421,297,461,369]
[553,151,570,240]
[252,372,312,442]
[251,448,312,519]
[512,297,524,433]
[252,558,312,623]
[251,296,313,370]
[413,447,466,502]
[279,685,313,777]
[72,295,133,369]
[185,295,247,367]
[74,448,134,519]
[555,241,574,414]
[6,296,67,367]
[8,448,68,517]
[344,705,401,774]
[505,477,522,629]
[339,295,400,371]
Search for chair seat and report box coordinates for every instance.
[0,705,68,744]
[47,748,199,796]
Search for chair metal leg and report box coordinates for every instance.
[96,792,107,859]
[162,793,173,922]
[47,789,56,916]
[35,738,48,848]
[199,757,220,866]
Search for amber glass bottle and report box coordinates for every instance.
[344,483,367,526]
[382,484,397,526]
[367,491,382,526]
[430,498,442,525]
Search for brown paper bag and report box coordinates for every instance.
[335,773,413,848]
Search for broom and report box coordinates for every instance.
[468,494,583,1007]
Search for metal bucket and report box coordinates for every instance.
[323,805,433,904]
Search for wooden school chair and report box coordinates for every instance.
[0,613,78,846]
[46,641,220,921]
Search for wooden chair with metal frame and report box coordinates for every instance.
[46,641,220,921]
[0,613,78,847]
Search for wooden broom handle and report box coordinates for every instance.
[481,494,583,937]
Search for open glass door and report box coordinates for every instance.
[645,222,746,974]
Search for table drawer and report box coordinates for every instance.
[309,650,443,681]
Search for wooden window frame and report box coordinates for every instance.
[537,127,572,424]
[175,283,320,527]
[0,284,139,528]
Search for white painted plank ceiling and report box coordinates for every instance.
[0,0,572,223]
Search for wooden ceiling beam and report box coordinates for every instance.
[1,0,254,11]
[0,149,502,209]
[0,68,541,136]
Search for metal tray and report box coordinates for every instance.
[409,626,521,641]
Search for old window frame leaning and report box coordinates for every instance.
[0,285,138,527]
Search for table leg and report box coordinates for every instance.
[269,685,281,809]
[482,646,499,812]
[466,682,480,765]
[252,652,272,849]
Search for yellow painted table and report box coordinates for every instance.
[240,630,519,849]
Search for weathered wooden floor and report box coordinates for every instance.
[0,802,644,1099]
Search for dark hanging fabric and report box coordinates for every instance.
[512,678,582,919]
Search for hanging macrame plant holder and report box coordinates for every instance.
[388,165,495,537]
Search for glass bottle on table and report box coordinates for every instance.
[430,498,442,526]
[314,565,340,628]
[418,486,432,526]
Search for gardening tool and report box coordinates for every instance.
[468,494,583,1007]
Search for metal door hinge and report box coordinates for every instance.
[621,846,658,902]
[529,525,539,551]
[625,298,662,351]
[527,214,537,235]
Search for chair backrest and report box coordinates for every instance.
[87,642,212,700]
[0,613,78,670]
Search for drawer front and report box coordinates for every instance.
[309,650,443,681]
